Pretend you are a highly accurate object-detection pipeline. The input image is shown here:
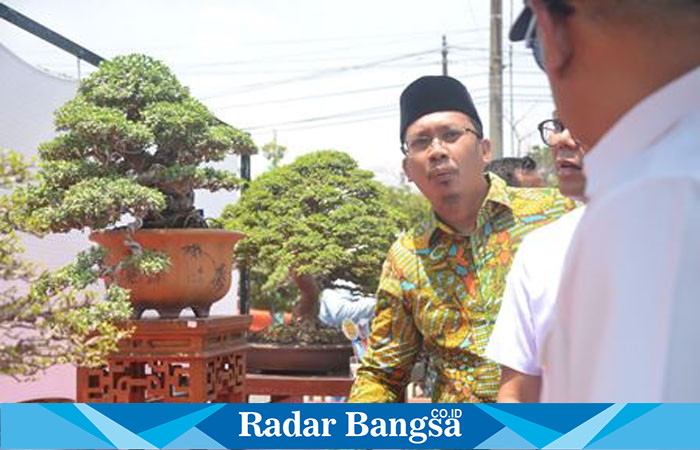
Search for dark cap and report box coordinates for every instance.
[511,1,574,41]
[399,75,482,142]
[510,4,533,41]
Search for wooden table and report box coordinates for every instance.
[245,373,354,402]
[77,315,252,403]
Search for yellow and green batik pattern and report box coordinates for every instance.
[349,173,576,403]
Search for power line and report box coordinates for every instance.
[201,66,546,102]
[237,90,554,133]
[216,82,407,109]
[263,111,397,133]
[224,27,490,47]
[178,42,434,68]
[213,72,546,109]
[201,48,440,99]
[175,35,490,68]
[242,97,556,134]
[241,104,396,131]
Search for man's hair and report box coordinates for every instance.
[485,156,539,187]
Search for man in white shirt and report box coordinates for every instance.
[510,0,700,401]
[486,117,587,402]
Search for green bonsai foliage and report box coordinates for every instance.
[383,183,432,231]
[246,267,299,314]
[12,53,257,234]
[221,150,405,338]
[1,149,133,379]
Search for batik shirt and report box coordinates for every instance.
[349,174,575,403]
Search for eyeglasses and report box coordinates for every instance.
[523,6,546,70]
[402,127,481,155]
[537,119,566,146]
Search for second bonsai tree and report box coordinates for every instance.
[221,150,408,343]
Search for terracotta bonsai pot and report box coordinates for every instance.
[90,229,244,319]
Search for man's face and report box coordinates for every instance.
[550,127,586,199]
[527,0,587,146]
[402,111,491,209]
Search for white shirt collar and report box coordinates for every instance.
[584,66,700,199]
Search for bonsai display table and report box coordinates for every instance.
[245,373,354,402]
[77,315,252,403]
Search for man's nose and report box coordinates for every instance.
[552,130,578,151]
[427,138,450,160]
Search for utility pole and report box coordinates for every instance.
[509,0,515,156]
[238,152,251,315]
[441,35,448,76]
[490,0,504,159]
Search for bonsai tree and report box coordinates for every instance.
[1,149,132,378]
[12,53,256,235]
[221,150,406,343]
[383,181,432,231]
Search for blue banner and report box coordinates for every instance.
[2,403,700,449]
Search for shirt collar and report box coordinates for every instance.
[424,172,513,239]
[584,66,700,199]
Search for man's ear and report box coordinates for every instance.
[480,138,492,163]
[402,157,413,182]
[530,0,573,74]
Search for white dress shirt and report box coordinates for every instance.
[541,66,700,402]
[486,206,585,376]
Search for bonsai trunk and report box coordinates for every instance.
[142,187,207,229]
[290,270,319,330]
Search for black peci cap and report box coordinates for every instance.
[399,75,482,143]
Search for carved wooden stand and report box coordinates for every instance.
[77,315,251,403]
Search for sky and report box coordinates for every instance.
[1,0,555,188]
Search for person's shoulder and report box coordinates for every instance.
[508,184,574,205]
[508,185,577,217]
[645,112,700,179]
[524,205,586,242]
[593,176,698,216]
[515,206,586,261]
[486,173,575,215]
[579,175,698,255]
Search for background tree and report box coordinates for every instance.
[1,149,132,378]
[12,54,257,234]
[384,175,432,230]
[261,139,287,170]
[221,150,404,339]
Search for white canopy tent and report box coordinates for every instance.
[0,42,82,401]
